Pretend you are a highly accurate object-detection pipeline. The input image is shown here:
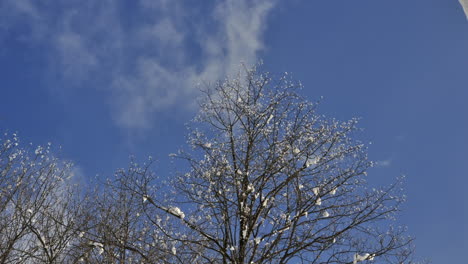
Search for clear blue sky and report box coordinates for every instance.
[1,1,467,262]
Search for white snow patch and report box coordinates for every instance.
[266,114,274,124]
[242,229,247,238]
[322,210,329,218]
[89,242,104,255]
[254,237,261,244]
[306,157,318,168]
[312,187,319,195]
[169,206,185,219]
[353,253,371,263]
[34,146,42,155]
[315,197,322,206]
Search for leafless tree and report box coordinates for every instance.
[0,134,85,264]
[1,65,417,264]
[75,161,190,264]
[118,66,415,264]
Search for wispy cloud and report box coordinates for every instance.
[376,159,392,168]
[1,0,276,130]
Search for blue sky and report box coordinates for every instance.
[0,0,467,262]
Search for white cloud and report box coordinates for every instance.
[1,0,277,130]
[376,159,392,168]
[139,18,185,47]
[54,31,98,83]
[67,165,88,190]
[0,0,46,43]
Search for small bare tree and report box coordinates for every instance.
[76,161,188,264]
[0,134,85,264]
[120,66,415,263]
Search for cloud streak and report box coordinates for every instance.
[1,0,276,130]
[375,159,392,168]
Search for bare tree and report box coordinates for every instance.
[0,137,191,264]
[0,134,85,264]
[76,161,188,264]
[119,66,415,263]
[1,65,416,264]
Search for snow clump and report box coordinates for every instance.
[169,206,185,219]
